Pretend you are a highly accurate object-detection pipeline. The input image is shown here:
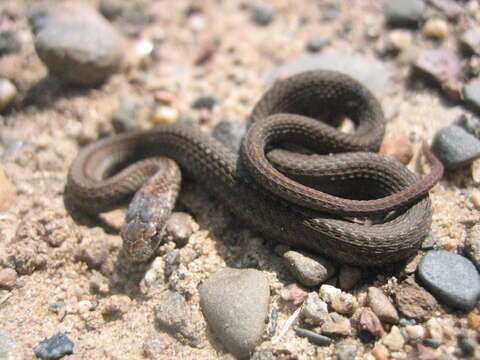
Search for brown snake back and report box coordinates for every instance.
[67,70,443,266]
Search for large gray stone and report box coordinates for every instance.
[432,125,480,168]
[199,268,270,359]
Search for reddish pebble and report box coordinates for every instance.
[280,283,308,305]
[0,268,17,289]
[467,312,480,329]
[371,344,389,360]
[379,135,413,165]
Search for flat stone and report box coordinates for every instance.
[301,292,330,326]
[33,2,124,86]
[367,287,399,324]
[417,251,480,311]
[384,0,425,26]
[460,29,480,55]
[466,225,480,269]
[413,48,462,85]
[266,52,393,97]
[0,328,23,360]
[464,78,480,112]
[283,251,335,287]
[33,333,74,360]
[199,268,269,358]
[432,125,480,169]
[394,278,437,321]
[321,313,352,336]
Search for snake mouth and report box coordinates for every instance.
[120,219,163,263]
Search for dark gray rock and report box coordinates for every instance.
[294,328,332,346]
[212,120,246,152]
[33,333,74,360]
[199,268,269,359]
[384,0,425,26]
[306,38,327,53]
[0,31,21,55]
[417,251,480,311]
[251,4,275,26]
[464,78,480,112]
[154,291,200,347]
[283,251,336,287]
[0,329,21,360]
[111,98,141,133]
[192,95,218,110]
[431,125,480,169]
[33,3,124,86]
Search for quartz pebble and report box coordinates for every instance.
[0,79,16,112]
[153,106,179,124]
[331,292,358,315]
[422,18,449,39]
[432,125,480,169]
[406,325,426,342]
[283,251,335,287]
[335,341,357,360]
[382,325,405,351]
[367,287,399,324]
[417,250,480,311]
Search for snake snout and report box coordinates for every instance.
[121,218,163,262]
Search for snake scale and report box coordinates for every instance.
[67,70,443,266]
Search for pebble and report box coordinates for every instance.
[192,95,218,110]
[379,135,413,165]
[306,38,328,53]
[382,325,405,351]
[0,268,17,289]
[100,294,131,318]
[294,328,332,346]
[154,290,200,347]
[371,344,389,360]
[406,325,426,342]
[384,0,425,26]
[153,106,179,124]
[283,251,335,287]
[33,3,124,86]
[394,278,438,321]
[338,265,362,290]
[425,318,444,344]
[98,0,125,19]
[331,292,358,316]
[321,312,352,336]
[0,328,22,360]
[0,31,21,55]
[417,250,480,311]
[385,30,413,53]
[335,341,357,360]
[457,333,477,357]
[367,287,399,324]
[111,99,141,133]
[0,167,17,212]
[142,334,172,359]
[251,4,275,26]
[427,0,463,20]
[358,308,385,337]
[458,114,480,139]
[0,55,23,80]
[0,78,17,113]
[198,268,269,358]
[422,18,449,39]
[319,284,342,304]
[165,212,195,247]
[280,283,308,305]
[431,125,480,169]
[461,29,480,55]
[413,48,462,85]
[250,351,276,360]
[467,311,480,329]
[301,292,330,325]
[33,333,74,360]
[212,120,246,152]
[464,78,480,112]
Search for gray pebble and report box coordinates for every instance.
[251,4,275,26]
[212,120,246,152]
[192,95,218,110]
[33,333,74,360]
[111,98,141,133]
[165,212,194,247]
[301,292,330,326]
[0,329,22,360]
[417,250,480,311]
[422,338,441,349]
[336,341,357,360]
[413,48,462,86]
[294,328,332,346]
[283,251,336,287]
[431,125,480,169]
[154,291,200,347]
[99,0,126,20]
[457,333,477,357]
[384,0,425,26]
[306,38,327,53]
[199,268,270,359]
[338,265,361,290]
[33,3,124,86]
[460,29,480,55]
[464,78,480,112]
[457,114,480,138]
[0,31,21,55]
[250,351,276,360]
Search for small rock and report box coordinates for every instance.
[0,55,23,80]
[458,114,480,139]
[153,106,179,124]
[358,308,385,337]
[192,95,218,110]
[280,283,308,305]
[384,0,425,26]
[33,2,124,86]
[379,135,413,165]
[413,48,462,85]
[422,18,449,39]
[306,38,328,53]
[394,278,437,321]
[464,78,480,112]
[461,29,480,55]
[470,189,480,209]
[164,212,194,247]
[467,311,480,329]
[251,4,275,26]
[98,0,125,19]
[367,287,399,324]
[338,265,361,290]
[406,325,426,342]
[76,300,93,315]
[466,226,480,269]
[0,328,22,360]
[385,30,413,53]
[100,294,131,318]
[321,313,352,336]
[331,292,358,316]
[212,120,246,152]
[371,344,389,360]
[142,334,172,359]
[417,250,480,311]
[0,79,17,113]
[432,125,480,169]
[335,341,357,360]
[250,351,276,360]
[383,325,405,351]
[199,268,269,358]
[283,251,335,287]
[301,292,329,325]
[0,31,21,56]
[425,318,444,344]
[457,333,477,357]
[0,268,17,289]
[154,290,200,347]
[111,98,141,132]
[0,167,16,212]
[426,0,463,20]
[33,333,74,360]
[319,284,342,304]
[294,328,332,346]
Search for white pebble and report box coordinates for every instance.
[0,79,17,112]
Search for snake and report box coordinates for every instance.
[66,70,443,266]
